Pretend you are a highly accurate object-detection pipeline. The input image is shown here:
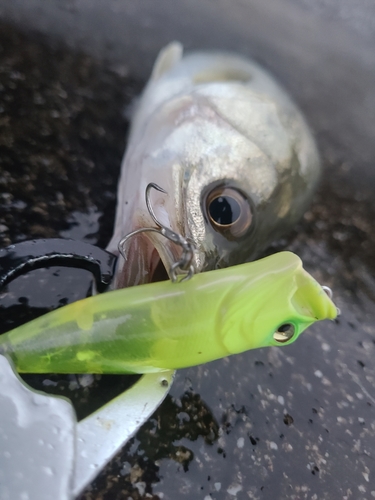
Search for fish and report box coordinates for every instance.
[107,42,321,288]
[0,252,337,374]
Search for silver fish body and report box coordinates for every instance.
[108,42,320,287]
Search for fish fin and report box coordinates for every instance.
[151,42,183,80]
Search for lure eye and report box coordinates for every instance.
[273,323,295,343]
[205,186,252,239]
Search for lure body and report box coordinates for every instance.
[108,42,321,287]
[0,252,336,374]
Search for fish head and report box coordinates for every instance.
[219,252,337,354]
[108,67,320,287]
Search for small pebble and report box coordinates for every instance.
[237,437,245,448]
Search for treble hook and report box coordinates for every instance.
[118,183,196,283]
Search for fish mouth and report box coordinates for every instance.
[113,228,196,288]
[143,233,174,284]
[150,251,170,282]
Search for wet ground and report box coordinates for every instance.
[1,21,375,500]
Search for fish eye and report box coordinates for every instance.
[273,323,295,343]
[205,186,252,238]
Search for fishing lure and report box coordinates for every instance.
[0,252,337,374]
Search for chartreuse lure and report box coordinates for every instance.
[0,252,337,374]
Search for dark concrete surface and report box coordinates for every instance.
[0,4,375,499]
